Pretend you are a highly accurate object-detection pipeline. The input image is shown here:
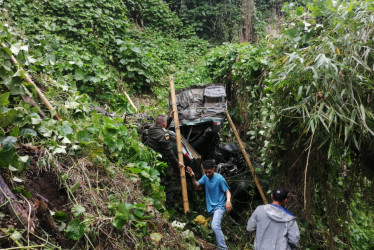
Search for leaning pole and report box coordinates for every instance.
[169,76,190,213]
[225,110,268,204]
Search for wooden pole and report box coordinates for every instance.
[169,76,189,213]
[1,43,62,121]
[225,110,268,204]
[123,91,138,112]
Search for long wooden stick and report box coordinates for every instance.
[1,43,62,121]
[225,111,268,204]
[169,76,189,213]
[123,91,138,112]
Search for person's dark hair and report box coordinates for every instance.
[272,187,288,202]
[203,159,216,170]
[155,115,167,126]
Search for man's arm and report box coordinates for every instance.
[159,138,184,169]
[246,207,259,232]
[225,189,232,213]
[166,110,174,128]
[186,167,202,190]
[158,125,184,169]
[160,141,179,163]
[287,220,300,248]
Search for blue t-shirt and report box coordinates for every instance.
[198,173,229,214]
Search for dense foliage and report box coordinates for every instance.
[0,19,176,246]
[166,0,242,42]
[269,1,374,248]
[0,0,210,248]
[1,0,373,249]
[166,0,292,42]
[184,0,374,248]
[0,0,209,110]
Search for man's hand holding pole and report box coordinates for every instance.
[178,162,185,169]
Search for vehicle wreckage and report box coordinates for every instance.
[140,85,261,213]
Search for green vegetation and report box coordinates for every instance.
[0,0,209,248]
[1,0,209,110]
[181,0,374,248]
[0,0,373,249]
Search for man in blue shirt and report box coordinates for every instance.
[187,160,232,250]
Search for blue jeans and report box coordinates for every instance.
[211,208,227,250]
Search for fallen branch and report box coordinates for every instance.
[0,174,35,233]
[1,42,62,121]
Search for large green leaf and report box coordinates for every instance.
[113,213,129,229]
[66,219,85,240]
[0,148,17,168]
[149,168,159,178]
[133,209,147,219]
[103,116,118,130]
[17,155,29,173]
[10,42,28,55]
[0,109,20,127]
[116,203,132,215]
[71,204,86,217]
[77,130,91,143]
[1,136,17,151]
[53,211,68,222]
[0,92,10,106]
[20,128,37,137]
[58,123,74,136]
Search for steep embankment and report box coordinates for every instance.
[1,0,374,249]
[0,0,212,249]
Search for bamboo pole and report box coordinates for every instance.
[123,91,138,112]
[225,110,268,204]
[169,76,189,213]
[1,43,62,121]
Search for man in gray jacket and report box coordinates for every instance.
[246,187,300,249]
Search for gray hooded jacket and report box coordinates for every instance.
[247,204,300,250]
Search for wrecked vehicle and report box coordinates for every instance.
[140,85,255,211]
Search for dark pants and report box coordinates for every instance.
[160,163,179,208]
[161,174,174,207]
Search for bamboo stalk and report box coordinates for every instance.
[225,111,268,204]
[1,43,62,121]
[169,76,189,213]
[1,245,46,250]
[123,91,138,112]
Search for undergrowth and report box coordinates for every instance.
[0,17,204,248]
[1,0,373,249]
